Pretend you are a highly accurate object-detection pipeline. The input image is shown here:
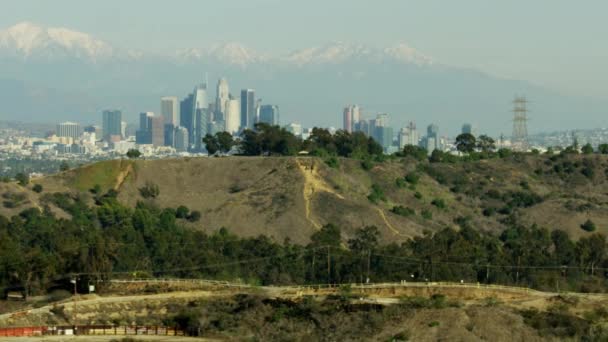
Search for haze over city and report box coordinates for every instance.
[5,2,608,341]
[0,0,606,136]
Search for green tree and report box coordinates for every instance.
[216,131,235,154]
[401,145,428,161]
[126,149,141,159]
[598,144,608,154]
[188,210,201,222]
[15,172,29,186]
[203,134,220,155]
[455,133,477,154]
[476,135,496,152]
[32,184,43,193]
[139,182,160,199]
[581,219,596,232]
[176,205,189,219]
[348,226,380,282]
[497,148,513,158]
[581,143,594,155]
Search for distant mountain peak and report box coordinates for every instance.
[0,21,117,62]
[176,42,267,67]
[284,41,433,66]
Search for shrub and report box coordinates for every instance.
[431,198,446,209]
[421,209,433,220]
[405,172,420,185]
[32,184,43,193]
[396,178,407,188]
[126,149,141,159]
[482,207,496,217]
[188,210,201,222]
[139,182,160,199]
[367,184,386,204]
[229,184,244,193]
[414,192,423,200]
[15,172,29,186]
[580,219,596,232]
[325,157,339,169]
[361,159,374,171]
[90,184,102,195]
[176,205,190,219]
[428,321,440,327]
[391,206,415,217]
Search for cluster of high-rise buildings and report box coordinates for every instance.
[342,104,448,154]
[133,78,279,153]
[48,77,281,155]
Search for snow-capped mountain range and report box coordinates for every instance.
[0,22,432,66]
[0,21,604,135]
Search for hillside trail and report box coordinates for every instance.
[296,158,344,230]
[113,161,134,190]
[376,208,412,238]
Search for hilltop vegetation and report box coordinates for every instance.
[1,186,608,296]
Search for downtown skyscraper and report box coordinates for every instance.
[215,78,229,120]
[102,110,122,141]
[240,89,255,130]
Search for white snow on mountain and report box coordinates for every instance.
[285,42,433,66]
[0,22,433,67]
[175,42,269,67]
[0,22,119,62]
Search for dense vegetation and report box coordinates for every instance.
[235,123,383,159]
[1,187,607,296]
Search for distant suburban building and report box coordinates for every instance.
[284,122,303,137]
[461,123,476,136]
[56,122,81,140]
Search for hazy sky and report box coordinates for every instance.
[2,0,607,99]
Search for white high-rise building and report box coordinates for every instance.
[225,98,240,134]
[398,121,419,148]
[161,97,179,126]
[285,123,303,137]
[56,122,81,140]
[351,105,361,128]
[193,84,208,111]
[216,78,229,116]
[192,83,208,151]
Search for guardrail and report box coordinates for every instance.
[108,278,545,295]
[0,325,184,337]
[109,278,252,288]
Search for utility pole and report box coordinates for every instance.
[311,249,315,282]
[327,246,331,284]
[366,250,371,283]
[512,96,530,152]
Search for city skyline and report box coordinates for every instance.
[1,1,606,101]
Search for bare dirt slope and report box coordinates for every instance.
[4,154,608,243]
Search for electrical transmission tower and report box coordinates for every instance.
[512,96,529,151]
